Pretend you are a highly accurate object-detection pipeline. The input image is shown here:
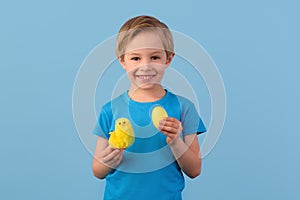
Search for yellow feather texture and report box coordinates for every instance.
[108,118,135,149]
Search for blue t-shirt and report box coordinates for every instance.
[94,90,206,200]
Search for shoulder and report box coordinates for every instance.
[166,90,195,108]
[167,91,206,134]
[101,92,127,113]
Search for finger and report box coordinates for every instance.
[160,131,174,138]
[163,117,179,123]
[159,120,181,133]
[160,117,181,127]
[159,125,178,134]
[102,149,121,163]
[159,120,180,129]
[100,146,114,157]
[160,131,177,144]
[107,150,124,167]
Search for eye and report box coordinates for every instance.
[118,122,122,125]
[151,56,160,60]
[131,57,140,61]
[123,121,126,124]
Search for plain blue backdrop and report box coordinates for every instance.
[1,0,299,199]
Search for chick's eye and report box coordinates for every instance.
[118,122,121,125]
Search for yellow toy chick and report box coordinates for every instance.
[108,118,135,149]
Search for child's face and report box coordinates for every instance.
[119,31,173,91]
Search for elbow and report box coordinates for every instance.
[188,168,201,179]
[92,169,106,179]
[92,162,106,179]
[93,173,106,180]
[187,162,202,179]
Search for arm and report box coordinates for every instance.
[169,134,201,178]
[92,137,124,179]
[159,118,202,178]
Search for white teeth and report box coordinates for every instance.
[137,75,154,80]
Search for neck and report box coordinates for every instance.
[128,85,166,102]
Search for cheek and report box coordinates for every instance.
[123,62,137,72]
[155,64,167,72]
[125,67,137,77]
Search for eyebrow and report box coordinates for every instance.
[127,51,165,56]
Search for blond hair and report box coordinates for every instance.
[116,15,174,61]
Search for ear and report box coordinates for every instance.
[118,57,127,70]
[165,53,175,67]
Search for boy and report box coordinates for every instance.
[92,15,206,200]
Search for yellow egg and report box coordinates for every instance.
[151,106,168,129]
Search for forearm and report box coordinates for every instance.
[92,158,113,179]
[169,137,201,178]
[92,137,123,179]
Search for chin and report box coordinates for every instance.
[138,83,157,90]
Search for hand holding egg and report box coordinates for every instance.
[151,106,182,144]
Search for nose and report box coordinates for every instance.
[139,57,152,66]
[139,64,152,72]
[138,58,152,70]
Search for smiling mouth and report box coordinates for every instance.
[136,75,155,80]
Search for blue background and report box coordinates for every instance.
[1,0,299,199]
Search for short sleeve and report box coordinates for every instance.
[181,101,206,135]
[93,105,113,139]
